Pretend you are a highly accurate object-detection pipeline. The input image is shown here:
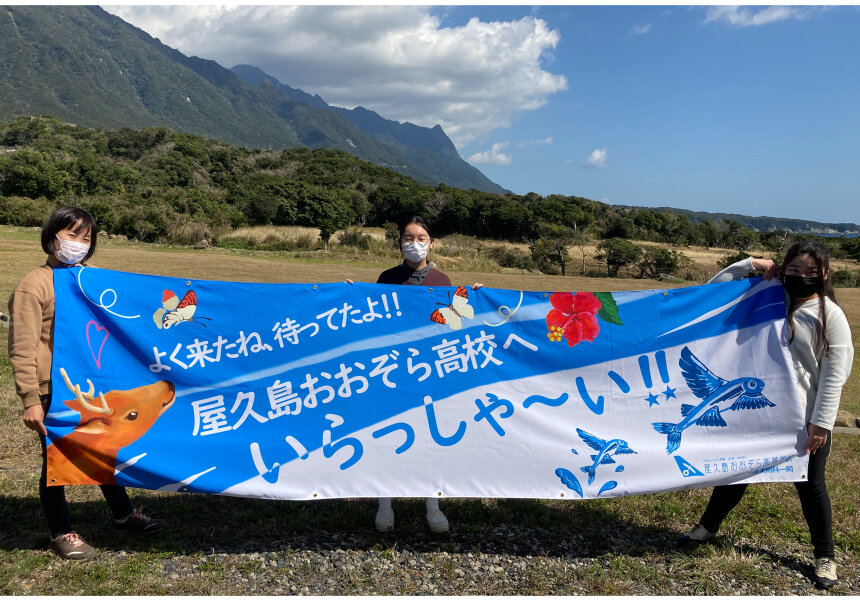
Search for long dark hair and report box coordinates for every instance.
[780,241,837,355]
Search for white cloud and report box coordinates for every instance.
[582,148,608,169]
[517,137,553,148]
[704,6,816,28]
[467,142,512,166]
[630,24,652,35]
[103,5,568,147]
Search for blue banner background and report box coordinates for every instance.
[47,266,803,498]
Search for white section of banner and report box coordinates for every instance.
[220,321,807,501]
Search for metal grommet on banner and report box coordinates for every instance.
[313,285,317,290]
[560,492,565,498]
[544,293,548,298]
[663,291,668,296]
[437,491,442,497]
[186,281,191,286]
[312,492,319,498]
[428,288,433,293]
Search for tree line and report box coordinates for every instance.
[1,116,858,280]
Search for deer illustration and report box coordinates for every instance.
[46,368,176,486]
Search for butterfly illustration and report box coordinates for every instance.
[430,286,474,330]
[153,289,211,329]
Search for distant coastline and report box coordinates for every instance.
[613,204,859,238]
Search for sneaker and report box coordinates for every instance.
[375,505,395,532]
[51,532,98,561]
[425,508,449,534]
[680,523,715,543]
[814,557,837,588]
[112,506,166,534]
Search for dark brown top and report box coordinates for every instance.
[376,261,452,287]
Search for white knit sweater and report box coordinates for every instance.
[709,258,854,430]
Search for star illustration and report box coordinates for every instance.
[644,392,660,407]
[663,385,677,401]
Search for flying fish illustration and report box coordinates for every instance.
[576,428,636,485]
[652,346,775,454]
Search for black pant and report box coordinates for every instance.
[699,433,833,559]
[39,395,133,538]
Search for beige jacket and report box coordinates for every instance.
[7,264,56,408]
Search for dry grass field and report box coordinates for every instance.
[0,224,858,594]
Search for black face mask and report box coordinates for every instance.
[782,275,822,299]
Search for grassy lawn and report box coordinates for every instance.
[1,225,857,594]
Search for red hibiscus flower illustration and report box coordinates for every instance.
[546,292,602,347]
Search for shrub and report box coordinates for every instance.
[832,269,858,288]
[164,214,210,245]
[0,196,56,226]
[337,228,374,250]
[481,245,535,270]
[214,232,318,252]
[436,233,480,258]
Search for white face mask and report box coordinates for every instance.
[402,241,429,263]
[55,235,90,265]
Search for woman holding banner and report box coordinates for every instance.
[681,242,854,589]
[351,216,482,533]
[8,206,166,561]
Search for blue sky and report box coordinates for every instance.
[106,5,859,225]
[442,5,859,224]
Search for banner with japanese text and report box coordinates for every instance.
[46,266,808,500]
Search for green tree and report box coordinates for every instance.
[840,237,860,261]
[761,230,794,261]
[602,214,635,239]
[529,223,576,275]
[732,229,759,252]
[695,220,720,249]
[297,186,356,248]
[636,246,692,279]
[572,222,590,275]
[596,238,640,277]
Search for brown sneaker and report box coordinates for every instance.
[112,506,166,534]
[50,532,98,561]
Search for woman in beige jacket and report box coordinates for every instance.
[9,206,165,560]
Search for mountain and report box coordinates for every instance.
[614,205,860,236]
[230,65,507,194]
[230,64,329,110]
[0,5,505,193]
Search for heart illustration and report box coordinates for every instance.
[85,320,109,369]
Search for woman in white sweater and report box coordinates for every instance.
[681,242,854,589]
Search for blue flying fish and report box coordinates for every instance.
[576,428,636,485]
[652,346,775,454]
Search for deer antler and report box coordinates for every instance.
[59,368,112,415]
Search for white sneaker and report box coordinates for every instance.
[375,506,394,532]
[814,557,837,588]
[426,507,449,533]
[681,523,715,543]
